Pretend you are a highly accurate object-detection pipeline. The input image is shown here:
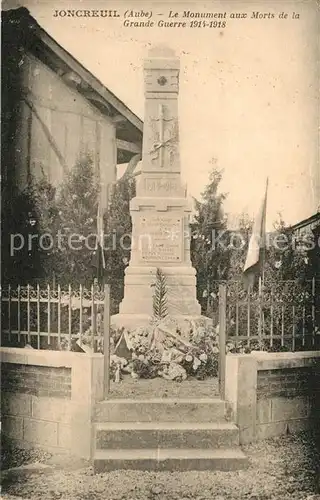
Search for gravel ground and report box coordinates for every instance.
[1,434,52,471]
[1,431,320,500]
[109,376,219,399]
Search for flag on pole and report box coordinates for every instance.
[97,200,106,265]
[243,178,269,290]
[92,200,106,286]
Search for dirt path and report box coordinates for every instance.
[2,432,319,500]
[109,376,219,399]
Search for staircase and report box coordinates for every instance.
[93,398,248,472]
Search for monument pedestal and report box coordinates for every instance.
[119,266,200,316]
[111,314,209,330]
[111,195,202,328]
[111,46,205,330]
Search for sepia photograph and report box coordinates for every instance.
[1,0,319,498]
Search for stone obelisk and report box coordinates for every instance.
[112,46,201,328]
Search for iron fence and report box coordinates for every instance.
[1,283,111,397]
[217,278,320,352]
[0,284,110,352]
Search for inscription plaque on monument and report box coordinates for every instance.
[141,177,184,197]
[139,214,183,263]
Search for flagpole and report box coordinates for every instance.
[258,275,262,341]
[259,177,269,341]
[261,177,269,288]
[243,176,269,292]
[259,245,266,342]
[261,242,266,287]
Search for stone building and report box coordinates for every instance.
[290,211,320,279]
[2,7,143,211]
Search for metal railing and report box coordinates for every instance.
[217,278,319,351]
[1,283,111,397]
[217,278,319,398]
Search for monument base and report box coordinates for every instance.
[118,265,201,317]
[111,313,212,331]
[111,265,209,331]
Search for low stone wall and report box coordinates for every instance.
[0,348,104,459]
[225,351,320,444]
[2,363,72,398]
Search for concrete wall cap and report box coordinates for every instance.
[226,351,320,371]
[0,347,103,367]
[251,351,320,359]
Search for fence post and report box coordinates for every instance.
[91,284,96,351]
[312,277,315,347]
[103,284,111,399]
[218,283,227,399]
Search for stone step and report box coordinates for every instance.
[95,421,239,449]
[94,448,249,472]
[94,398,226,423]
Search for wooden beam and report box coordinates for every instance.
[61,71,82,86]
[81,90,112,114]
[23,95,68,175]
[118,153,141,181]
[34,24,143,132]
[116,139,141,154]
[112,115,127,125]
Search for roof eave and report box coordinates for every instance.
[36,27,143,132]
[3,8,143,138]
[289,212,320,232]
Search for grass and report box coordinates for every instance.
[1,431,320,500]
[109,375,219,399]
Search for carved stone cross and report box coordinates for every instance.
[150,104,174,168]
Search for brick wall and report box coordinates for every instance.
[225,351,320,444]
[1,363,71,398]
[256,360,320,440]
[257,367,317,399]
[1,360,73,453]
[0,347,104,459]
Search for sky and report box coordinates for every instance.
[4,0,319,229]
